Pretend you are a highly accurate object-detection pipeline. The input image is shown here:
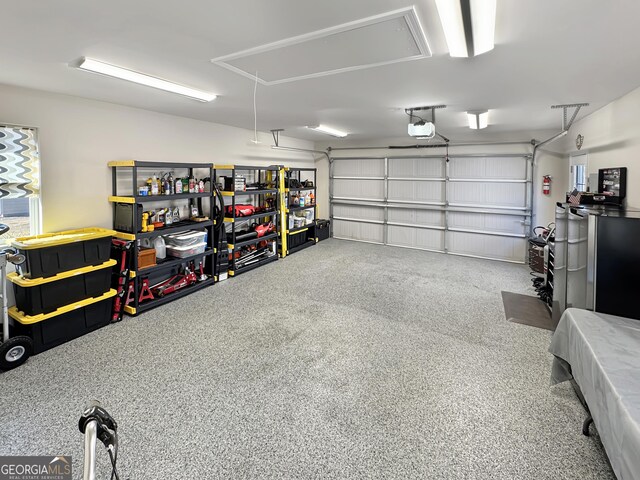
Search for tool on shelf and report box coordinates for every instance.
[125,278,154,305]
[111,239,134,323]
[234,244,275,270]
[151,263,199,297]
[226,204,256,217]
[197,261,208,282]
[141,212,150,232]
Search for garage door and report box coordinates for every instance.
[330,153,532,263]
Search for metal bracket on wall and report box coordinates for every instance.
[551,103,590,131]
[271,129,284,146]
[270,128,330,160]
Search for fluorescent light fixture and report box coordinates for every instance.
[434,0,468,57]
[467,110,489,129]
[435,0,496,57]
[470,0,497,56]
[307,125,348,138]
[77,57,217,102]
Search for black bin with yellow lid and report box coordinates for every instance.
[11,228,115,279]
[9,259,117,316]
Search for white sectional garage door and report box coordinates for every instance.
[330,154,532,263]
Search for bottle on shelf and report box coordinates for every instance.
[149,174,159,195]
[167,172,174,195]
[175,177,183,194]
[189,176,196,193]
[162,173,171,195]
[153,236,166,260]
[309,192,315,205]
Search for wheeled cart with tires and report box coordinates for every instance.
[0,226,116,371]
[0,225,32,371]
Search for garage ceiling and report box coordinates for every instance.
[2,0,640,142]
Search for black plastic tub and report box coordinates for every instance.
[288,226,317,249]
[8,290,116,355]
[11,228,114,279]
[316,219,330,241]
[9,259,116,316]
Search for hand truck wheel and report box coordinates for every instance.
[0,335,33,370]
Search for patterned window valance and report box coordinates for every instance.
[0,126,40,199]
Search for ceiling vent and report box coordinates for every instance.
[211,7,431,86]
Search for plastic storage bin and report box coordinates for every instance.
[165,242,207,258]
[11,228,115,279]
[287,231,310,249]
[164,230,207,247]
[316,220,330,241]
[8,259,116,316]
[8,289,116,355]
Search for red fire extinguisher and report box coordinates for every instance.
[543,175,551,195]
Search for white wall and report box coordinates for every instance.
[0,84,319,233]
[558,84,640,209]
[535,149,569,228]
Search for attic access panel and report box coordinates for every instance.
[211,7,430,85]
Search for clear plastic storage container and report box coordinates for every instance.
[164,230,207,247]
[165,241,207,258]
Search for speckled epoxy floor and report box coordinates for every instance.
[0,239,614,479]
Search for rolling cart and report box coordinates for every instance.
[0,223,32,371]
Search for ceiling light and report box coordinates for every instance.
[307,125,348,138]
[467,111,489,129]
[435,0,496,57]
[77,57,217,102]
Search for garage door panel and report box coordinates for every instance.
[333,159,384,177]
[333,179,384,200]
[449,157,527,180]
[448,182,527,207]
[388,225,445,251]
[388,180,445,203]
[388,158,444,178]
[388,208,444,228]
[333,204,384,222]
[448,212,525,235]
[333,219,383,243]
[330,154,531,263]
[448,231,526,262]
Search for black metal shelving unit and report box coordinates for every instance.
[214,165,280,277]
[108,160,215,315]
[280,167,318,257]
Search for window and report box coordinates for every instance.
[570,152,588,192]
[0,125,41,244]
